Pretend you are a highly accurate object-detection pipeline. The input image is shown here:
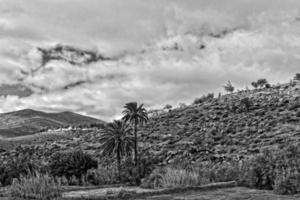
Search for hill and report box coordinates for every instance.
[0,81,299,165]
[140,82,300,164]
[0,109,105,137]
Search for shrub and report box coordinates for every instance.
[257,78,268,88]
[49,149,97,184]
[193,93,214,105]
[240,97,252,112]
[202,161,241,183]
[241,145,300,193]
[0,155,40,186]
[8,172,62,200]
[86,165,118,185]
[274,173,300,195]
[121,156,156,185]
[242,150,277,190]
[251,82,258,89]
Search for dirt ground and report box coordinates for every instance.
[135,187,300,200]
[63,186,300,200]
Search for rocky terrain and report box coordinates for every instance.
[0,81,299,165]
[141,82,300,164]
[0,109,105,138]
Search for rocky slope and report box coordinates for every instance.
[140,82,300,164]
[0,109,105,137]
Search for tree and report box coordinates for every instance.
[294,73,300,81]
[100,120,134,180]
[257,78,268,88]
[163,104,172,111]
[122,102,148,168]
[224,81,235,93]
[251,81,258,89]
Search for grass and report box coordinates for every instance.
[160,167,203,188]
[8,172,62,200]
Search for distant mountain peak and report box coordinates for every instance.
[0,109,106,138]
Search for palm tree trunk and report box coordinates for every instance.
[134,119,138,166]
[134,119,141,180]
[117,150,121,181]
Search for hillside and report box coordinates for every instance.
[140,82,300,164]
[0,82,299,165]
[0,109,105,137]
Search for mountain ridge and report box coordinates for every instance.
[0,109,105,138]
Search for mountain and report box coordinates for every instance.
[0,109,105,138]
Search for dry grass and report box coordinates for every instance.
[8,172,62,200]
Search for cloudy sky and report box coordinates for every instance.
[0,0,299,120]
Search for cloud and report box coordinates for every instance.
[0,0,299,120]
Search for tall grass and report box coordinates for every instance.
[160,167,203,188]
[142,167,207,189]
[9,172,62,200]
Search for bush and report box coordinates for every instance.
[86,165,118,185]
[0,155,41,186]
[49,149,97,184]
[8,172,62,200]
[274,173,300,195]
[240,97,252,112]
[251,82,258,89]
[193,93,214,105]
[257,78,268,88]
[203,162,241,183]
[121,156,156,185]
[244,151,277,190]
[241,145,300,193]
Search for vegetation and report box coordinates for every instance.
[86,165,118,185]
[224,81,235,93]
[100,120,134,180]
[240,97,252,112]
[9,172,62,200]
[0,75,299,198]
[294,73,300,81]
[163,104,172,110]
[251,81,258,89]
[251,78,269,89]
[49,149,97,184]
[0,155,41,186]
[193,93,214,104]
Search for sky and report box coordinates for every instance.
[0,0,299,120]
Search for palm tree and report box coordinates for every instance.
[100,120,134,180]
[122,102,148,166]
